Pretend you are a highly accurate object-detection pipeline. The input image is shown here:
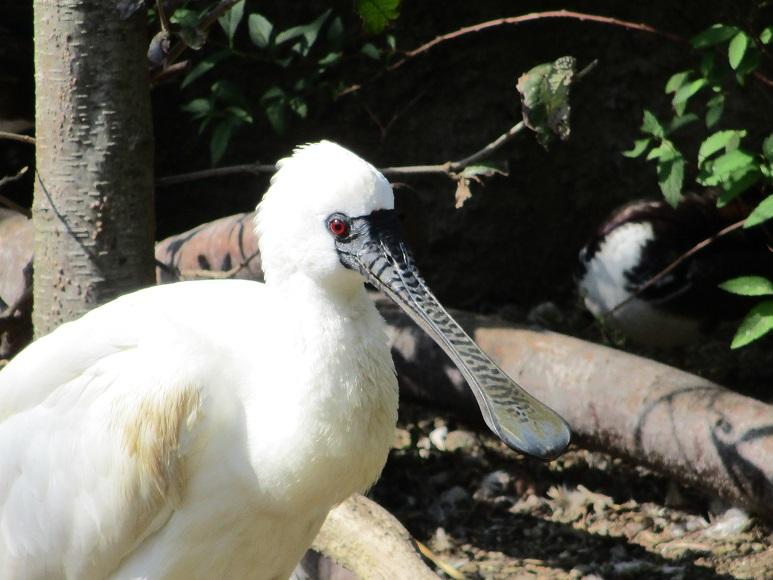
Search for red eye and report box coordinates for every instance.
[328,218,349,238]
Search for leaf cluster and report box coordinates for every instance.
[166,1,401,164]
[623,21,773,347]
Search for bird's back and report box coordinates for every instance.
[0,279,397,579]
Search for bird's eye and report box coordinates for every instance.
[328,217,350,238]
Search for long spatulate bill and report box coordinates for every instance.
[337,209,571,460]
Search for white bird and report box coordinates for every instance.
[0,141,569,579]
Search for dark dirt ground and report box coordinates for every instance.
[374,403,772,579]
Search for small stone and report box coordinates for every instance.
[445,430,477,452]
[392,428,411,449]
[429,425,448,450]
[430,526,453,552]
[473,470,512,501]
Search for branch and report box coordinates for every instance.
[338,10,772,96]
[393,10,684,72]
[0,131,35,145]
[156,162,277,187]
[157,118,530,185]
[312,494,438,579]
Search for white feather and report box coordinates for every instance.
[0,141,399,579]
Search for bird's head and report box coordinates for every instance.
[256,140,571,460]
[256,140,394,292]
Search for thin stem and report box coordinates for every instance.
[156,162,277,187]
[392,10,685,73]
[0,131,35,145]
[156,0,172,33]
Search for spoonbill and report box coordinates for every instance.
[0,141,569,579]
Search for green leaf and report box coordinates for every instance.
[288,96,308,119]
[516,56,577,149]
[218,0,245,45]
[261,86,287,134]
[181,51,229,88]
[225,106,253,123]
[641,110,664,138]
[318,51,342,67]
[361,43,382,60]
[720,276,773,296]
[248,13,273,48]
[460,162,509,179]
[761,26,773,45]
[691,24,739,49]
[697,130,747,165]
[672,78,707,115]
[275,9,331,53]
[326,16,344,50]
[734,46,761,83]
[745,195,773,228]
[210,119,236,165]
[170,8,199,28]
[730,300,773,348]
[705,93,725,128]
[665,71,690,94]
[622,138,652,158]
[666,113,699,135]
[711,148,756,176]
[728,31,749,70]
[356,0,401,34]
[716,167,762,206]
[657,149,685,207]
[181,98,211,117]
[763,133,773,160]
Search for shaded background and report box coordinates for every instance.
[1,0,771,311]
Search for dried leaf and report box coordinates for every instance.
[454,177,472,209]
[516,56,576,149]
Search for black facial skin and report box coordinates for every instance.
[324,209,571,461]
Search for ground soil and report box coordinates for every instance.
[373,400,772,579]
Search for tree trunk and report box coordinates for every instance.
[32,0,155,336]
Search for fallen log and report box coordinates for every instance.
[378,299,773,520]
[307,494,438,580]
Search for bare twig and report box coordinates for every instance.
[338,10,772,97]
[156,162,277,187]
[393,10,684,71]
[0,131,35,145]
[605,218,746,319]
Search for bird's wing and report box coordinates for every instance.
[0,286,213,579]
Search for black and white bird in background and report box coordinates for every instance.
[576,192,773,347]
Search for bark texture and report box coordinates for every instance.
[311,494,438,579]
[32,0,154,336]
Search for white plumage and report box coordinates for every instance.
[0,142,398,579]
[0,141,569,579]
